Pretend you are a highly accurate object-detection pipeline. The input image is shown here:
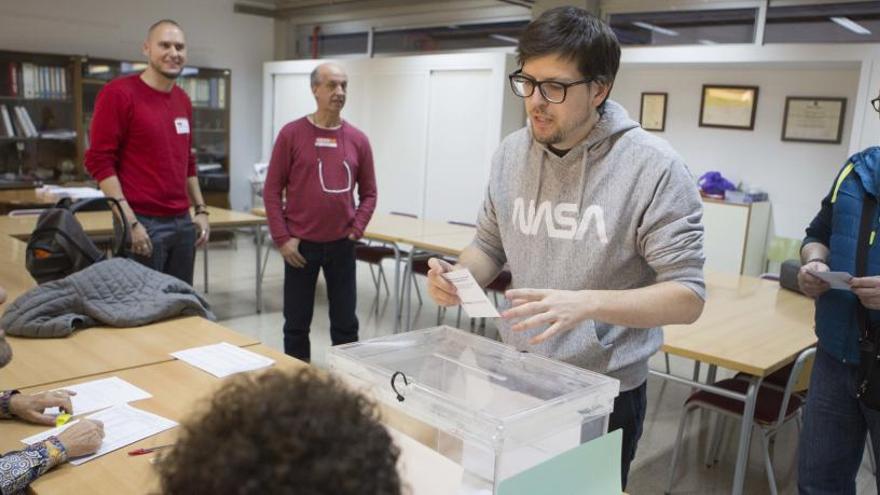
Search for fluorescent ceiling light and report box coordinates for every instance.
[830,16,871,35]
[489,34,519,44]
[697,39,718,45]
[632,21,679,37]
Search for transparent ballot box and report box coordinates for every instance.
[327,326,620,494]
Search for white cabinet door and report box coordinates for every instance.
[703,201,749,274]
[423,69,493,224]
[365,71,429,217]
[271,73,312,144]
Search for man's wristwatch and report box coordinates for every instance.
[194,204,209,216]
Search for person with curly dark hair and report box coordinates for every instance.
[157,367,402,495]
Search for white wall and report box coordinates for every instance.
[615,43,880,247]
[613,64,860,239]
[0,0,274,210]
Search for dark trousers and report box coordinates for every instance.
[798,347,880,494]
[131,213,196,285]
[609,380,647,489]
[282,238,359,361]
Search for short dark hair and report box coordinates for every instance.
[157,367,402,495]
[517,7,621,101]
[148,19,182,37]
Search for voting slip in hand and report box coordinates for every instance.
[807,269,853,291]
[441,269,501,318]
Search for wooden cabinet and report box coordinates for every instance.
[702,199,771,276]
[81,58,231,207]
[0,50,78,183]
[0,50,232,208]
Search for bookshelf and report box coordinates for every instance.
[0,50,78,183]
[0,50,232,209]
[80,58,232,208]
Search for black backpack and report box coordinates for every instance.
[25,197,129,284]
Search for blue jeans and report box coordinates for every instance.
[131,213,196,285]
[282,238,358,361]
[798,347,880,494]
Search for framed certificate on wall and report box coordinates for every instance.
[699,85,759,130]
[640,92,667,132]
[782,97,847,144]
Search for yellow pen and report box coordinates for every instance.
[55,413,71,427]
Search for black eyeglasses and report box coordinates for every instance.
[508,70,593,104]
[872,96,880,113]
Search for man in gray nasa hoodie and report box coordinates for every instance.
[426,7,705,489]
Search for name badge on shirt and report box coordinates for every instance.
[315,137,337,148]
[174,117,190,135]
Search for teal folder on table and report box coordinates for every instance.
[498,429,622,495]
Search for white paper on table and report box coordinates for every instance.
[807,269,853,291]
[170,342,274,378]
[21,404,177,465]
[442,269,500,318]
[43,376,151,416]
[388,426,464,495]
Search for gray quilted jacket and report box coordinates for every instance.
[1,258,215,337]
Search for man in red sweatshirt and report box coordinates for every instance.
[85,19,209,285]
[264,62,377,361]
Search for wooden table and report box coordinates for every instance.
[651,272,815,495]
[0,206,268,312]
[0,317,259,391]
[0,187,59,214]
[0,344,304,495]
[361,214,474,331]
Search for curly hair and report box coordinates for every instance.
[157,367,401,495]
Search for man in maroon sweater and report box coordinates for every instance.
[264,63,377,361]
[85,19,209,285]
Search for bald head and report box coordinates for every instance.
[311,63,348,114]
[142,19,187,82]
[147,19,182,40]
[310,63,346,89]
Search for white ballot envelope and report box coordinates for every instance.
[807,269,853,291]
[442,269,501,318]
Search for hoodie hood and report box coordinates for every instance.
[533,100,641,166]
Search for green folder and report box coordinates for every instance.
[498,429,622,495]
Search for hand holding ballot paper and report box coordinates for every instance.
[804,266,880,310]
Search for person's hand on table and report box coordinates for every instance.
[426,258,460,306]
[193,213,210,248]
[280,238,307,268]
[503,288,592,345]
[130,223,153,258]
[56,419,104,457]
[852,276,880,310]
[797,261,831,299]
[10,390,76,425]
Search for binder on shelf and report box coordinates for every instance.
[14,106,37,137]
[218,78,225,109]
[0,105,13,137]
[21,63,35,99]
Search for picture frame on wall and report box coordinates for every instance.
[699,85,759,130]
[781,96,847,144]
[639,92,667,132]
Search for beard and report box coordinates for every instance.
[531,106,595,147]
[0,334,11,368]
